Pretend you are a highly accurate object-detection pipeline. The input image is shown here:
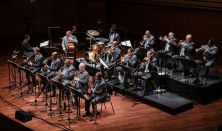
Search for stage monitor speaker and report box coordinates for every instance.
[15,110,32,123]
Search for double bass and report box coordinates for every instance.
[67,26,77,54]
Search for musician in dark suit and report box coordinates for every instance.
[21,34,34,58]
[72,63,89,105]
[171,34,195,73]
[114,48,139,79]
[41,52,62,79]
[52,59,75,96]
[176,34,195,59]
[27,47,44,85]
[160,32,178,56]
[82,72,109,121]
[108,27,120,44]
[61,30,78,55]
[106,41,121,64]
[143,30,155,50]
[132,50,158,95]
[194,38,218,84]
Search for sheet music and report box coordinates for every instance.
[99,58,108,69]
[121,40,132,47]
[40,40,49,47]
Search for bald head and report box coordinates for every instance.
[79,63,85,72]
[145,30,151,37]
[186,34,192,42]
[168,32,174,38]
[52,52,58,59]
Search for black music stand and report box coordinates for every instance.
[7,60,21,90]
[157,51,172,75]
[50,79,65,120]
[69,87,88,120]
[37,73,50,111]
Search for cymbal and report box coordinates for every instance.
[97,37,109,42]
[87,30,100,36]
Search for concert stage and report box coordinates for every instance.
[163,70,222,104]
[111,81,193,115]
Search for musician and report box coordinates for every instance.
[134,42,146,62]
[176,34,195,59]
[106,41,121,63]
[160,32,177,56]
[41,52,62,79]
[171,34,195,75]
[22,34,34,59]
[132,50,158,94]
[108,26,120,44]
[114,48,139,79]
[82,72,109,121]
[142,30,155,50]
[194,38,218,83]
[52,59,75,96]
[72,63,89,104]
[61,30,78,55]
[27,47,44,85]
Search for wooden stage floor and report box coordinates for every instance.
[0,47,222,131]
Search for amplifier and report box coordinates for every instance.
[15,110,32,123]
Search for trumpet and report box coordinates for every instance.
[196,45,207,52]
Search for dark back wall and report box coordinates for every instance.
[0,0,221,50]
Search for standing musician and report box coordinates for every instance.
[108,26,120,44]
[52,59,75,96]
[71,63,89,105]
[82,72,109,121]
[159,32,178,56]
[26,47,44,85]
[142,30,155,51]
[22,34,34,59]
[61,30,78,56]
[132,50,158,95]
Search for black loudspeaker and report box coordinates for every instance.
[15,110,32,123]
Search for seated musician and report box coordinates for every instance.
[142,30,155,51]
[194,38,218,83]
[22,34,34,59]
[108,26,120,45]
[134,42,146,62]
[61,30,78,56]
[82,72,109,121]
[114,48,139,79]
[41,52,62,79]
[52,59,75,96]
[173,34,195,60]
[106,41,121,64]
[26,47,44,85]
[71,63,89,105]
[132,50,158,95]
[171,34,195,73]
[159,32,178,56]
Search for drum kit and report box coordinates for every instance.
[85,30,110,63]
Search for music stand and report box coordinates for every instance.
[7,60,21,89]
[50,79,65,120]
[37,73,50,111]
[69,86,88,120]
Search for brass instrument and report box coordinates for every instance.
[52,67,63,82]
[196,45,207,52]
[70,70,81,88]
